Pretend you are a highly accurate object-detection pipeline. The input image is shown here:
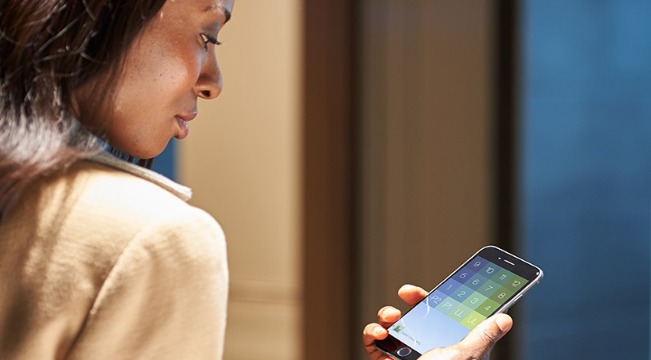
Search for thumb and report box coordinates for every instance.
[455,313,512,358]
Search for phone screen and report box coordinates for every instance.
[377,246,542,358]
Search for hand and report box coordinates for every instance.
[363,284,426,360]
[418,313,512,360]
[362,284,513,360]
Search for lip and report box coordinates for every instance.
[174,112,197,140]
[177,112,198,122]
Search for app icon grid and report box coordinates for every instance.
[429,256,528,329]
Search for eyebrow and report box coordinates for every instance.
[203,3,232,24]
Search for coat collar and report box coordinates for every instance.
[89,152,192,202]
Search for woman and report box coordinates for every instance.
[0,0,510,358]
[1,0,232,358]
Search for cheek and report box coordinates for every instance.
[157,55,198,94]
[123,39,202,99]
[112,54,201,122]
[107,52,202,155]
[133,57,195,102]
[149,39,204,89]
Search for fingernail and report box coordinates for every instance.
[383,307,398,317]
[495,315,512,332]
[374,327,385,336]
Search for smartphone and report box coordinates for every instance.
[374,245,543,359]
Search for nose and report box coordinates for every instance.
[194,53,222,100]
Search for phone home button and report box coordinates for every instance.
[396,347,412,357]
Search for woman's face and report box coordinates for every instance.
[77,0,234,159]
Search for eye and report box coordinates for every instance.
[200,33,222,50]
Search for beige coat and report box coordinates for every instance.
[0,154,229,359]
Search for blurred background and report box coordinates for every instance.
[152,0,651,359]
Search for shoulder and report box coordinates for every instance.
[5,157,228,282]
[72,159,227,260]
[15,158,229,287]
[64,164,229,358]
[51,159,212,231]
[73,160,195,220]
[0,159,228,358]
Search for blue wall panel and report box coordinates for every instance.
[152,139,176,181]
[520,1,651,359]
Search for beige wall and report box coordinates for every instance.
[356,2,495,357]
[178,1,303,359]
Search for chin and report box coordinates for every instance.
[110,143,166,161]
[137,146,167,160]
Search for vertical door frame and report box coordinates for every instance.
[494,0,520,358]
[302,0,358,358]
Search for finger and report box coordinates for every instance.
[363,323,392,360]
[397,284,428,306]
[363,323,388,345]
[377,306,402,328]
[456,313,513,357]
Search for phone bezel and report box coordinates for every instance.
[374,245,543,359]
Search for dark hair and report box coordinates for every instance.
[0,0,166,217]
